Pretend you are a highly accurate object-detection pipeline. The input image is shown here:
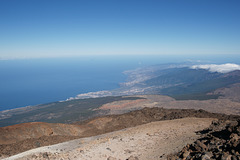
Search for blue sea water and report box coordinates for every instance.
[0,54,239,111]
[0,57,137,111]
[1,55,170,111]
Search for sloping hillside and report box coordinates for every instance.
[1,107,239,158]
[5,118,216,160]
[161,70,240,100]
[208,83,240,102]
[0,96,143,127]
[121,65,240,100]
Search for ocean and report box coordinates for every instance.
[0,57,139,111]
[1,54,239,111]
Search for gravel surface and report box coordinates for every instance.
[4,118,215,160]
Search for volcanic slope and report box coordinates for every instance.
[5,117,215,160]
[1,107,239,159]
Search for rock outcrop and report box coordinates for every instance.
[168,120,240,160]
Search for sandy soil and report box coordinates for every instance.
[4,117,215,160]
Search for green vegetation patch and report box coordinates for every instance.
[171,93,221,101]
[0,96,144,127]
[159,75,240,100]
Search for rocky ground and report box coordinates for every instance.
[168,120,240,160]
[3,118,215,160]
[1,107,240,159]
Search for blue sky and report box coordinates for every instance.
[0,0,240,59]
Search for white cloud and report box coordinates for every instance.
[191,63,240,73]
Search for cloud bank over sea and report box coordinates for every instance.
[191,63,240,73]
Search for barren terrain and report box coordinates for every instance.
[1,107,239,159]
[98,95,240,115]
[4,118,215,160]
[208,83,240,102]
[1,85,240,159]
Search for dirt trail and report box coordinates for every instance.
[5,117,215,160]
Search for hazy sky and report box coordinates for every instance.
[0,0,240,59]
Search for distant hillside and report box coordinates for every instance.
[161,70,240,100]
[0,96,143,127]
[56,63,240,101]
[208,83,240,102]
[157,70,240,99]
[122,65,240,100]
[145,67,222,87]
